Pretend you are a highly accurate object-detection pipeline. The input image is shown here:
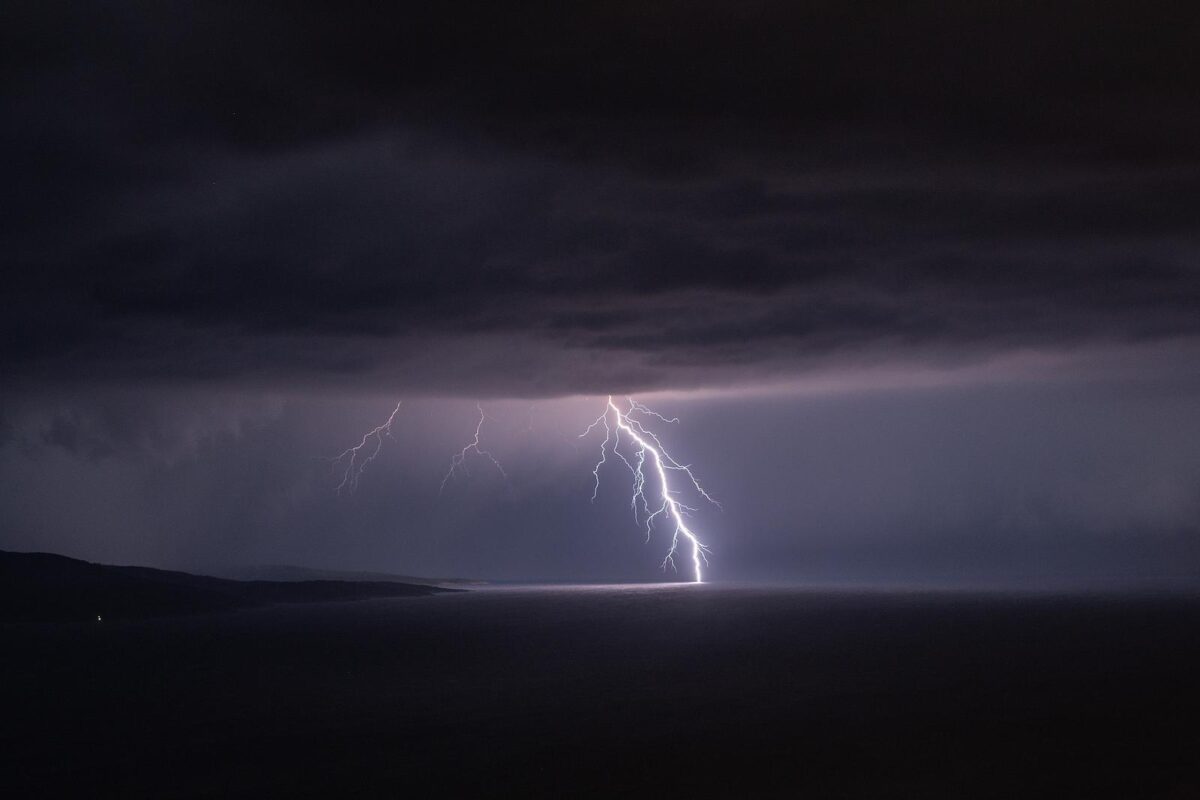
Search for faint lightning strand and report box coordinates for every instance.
[441,403,507,493]
[627,397,679,425]
[581,407,612,501]
[580,396,716,582]
[330,401,402,494]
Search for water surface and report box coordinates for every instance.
[5,584,1199,797]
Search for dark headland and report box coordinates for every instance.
[0,549,455,622]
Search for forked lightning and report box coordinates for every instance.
[580,396,716,582]
[440,403,507,493]
[330,401,402,494]
[333,396,717,581]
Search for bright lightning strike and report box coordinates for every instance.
[330,401,402,494]
[580,396,717,583]
[331,397,716,582]
[440,403,507,493]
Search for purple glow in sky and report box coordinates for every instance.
[2,1,1199,583]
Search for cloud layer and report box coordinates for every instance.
[5,2,1199,396]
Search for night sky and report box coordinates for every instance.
[4,2,1199,582]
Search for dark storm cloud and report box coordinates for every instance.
[5,1,1200,395]
[9,391,280,463]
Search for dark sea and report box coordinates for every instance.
[4,584,1200,798]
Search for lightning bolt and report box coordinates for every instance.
[580,396,716,583]
[331,397,716,582]
[440,403,507,493]
[329,401,402,494]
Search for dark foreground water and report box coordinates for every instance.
[4,584,1200,798]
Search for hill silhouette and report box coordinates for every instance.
[209,563,484,587]
[0,550,454,622]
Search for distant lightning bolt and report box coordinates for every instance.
[330,401,402,494]
[440,403,507,493]
[581,396,717,583]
